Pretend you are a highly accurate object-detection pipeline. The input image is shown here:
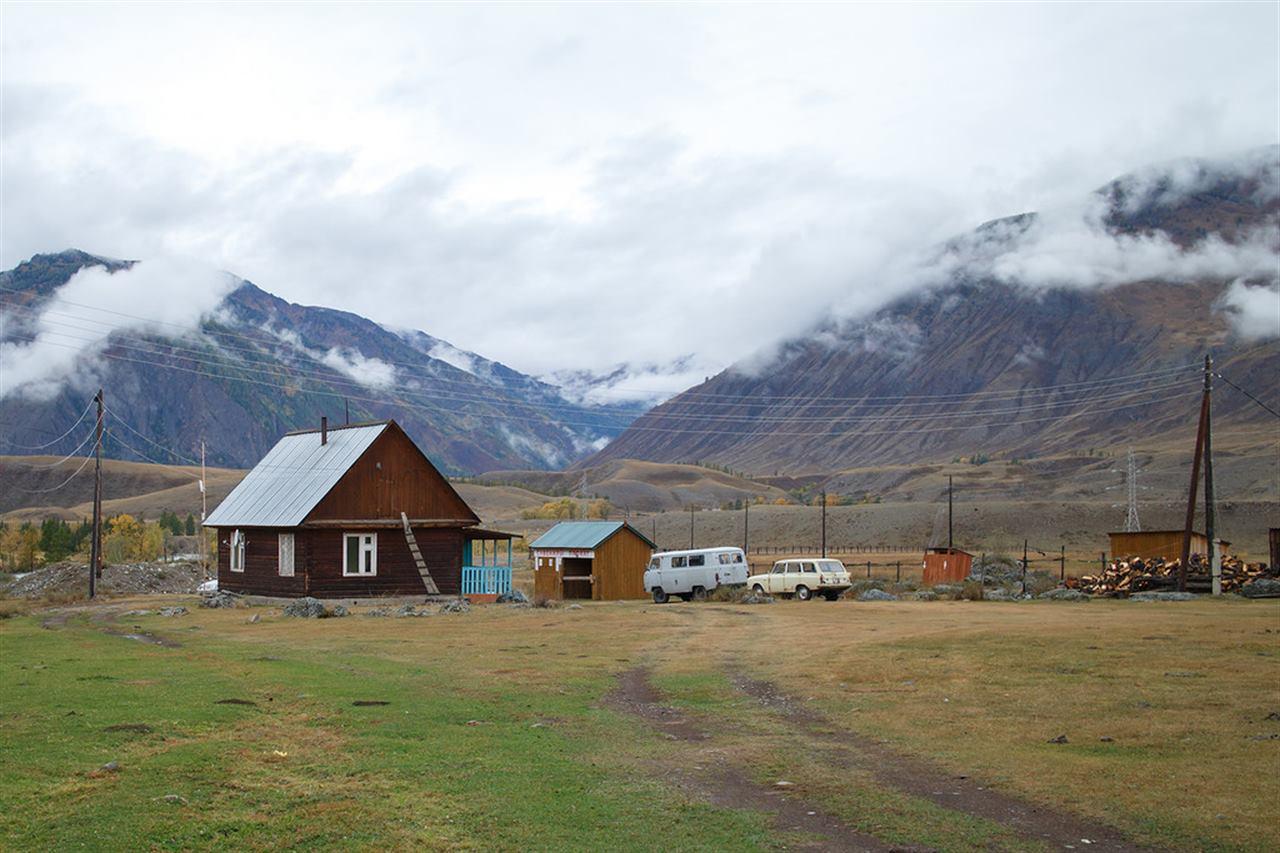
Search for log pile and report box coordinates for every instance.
[1077,554,1273,596]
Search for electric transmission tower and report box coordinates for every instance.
[1123,447,1141,533]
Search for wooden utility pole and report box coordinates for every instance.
[1021,539,1028,597]
[88,390,104,599]
[688,507,694,549]
[820,491,827,558]
[1178,355,1212,591]
[1203,360,1217,594]
[947,475,953,552]
[199,440,208,576]
[743,501,750,554]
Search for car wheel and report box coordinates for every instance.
[752,584,765,595]
[795,585,811,601]
[652,588,668,604]
[691,586,707,601]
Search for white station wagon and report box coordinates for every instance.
[746,558,852,600]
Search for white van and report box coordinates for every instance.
[644,547,749,603]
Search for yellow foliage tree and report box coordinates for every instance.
[103,514,164,563]
[586,499,612,520]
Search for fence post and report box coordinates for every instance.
[896,561,901,582]
[1060,545,1065,582]
[866,560,871,578]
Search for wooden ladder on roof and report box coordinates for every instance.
[401,512,440,595]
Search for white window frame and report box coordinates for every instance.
[230,530,245,573]
[343,532,377,577]
[278,533,295,577]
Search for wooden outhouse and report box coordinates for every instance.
[204,419,515,598]
[530,521,656,600]
[921,547,973,585]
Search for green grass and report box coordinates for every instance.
[0,612,772,851]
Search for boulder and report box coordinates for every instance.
[1129,591,1196,602]
[438,598,471,614]
[908,590,938,601]
[983,588,1015,601]
[282,597,328,618]
[1038,588,1090,602]
[496,589,529,604]
[328,604,349,618]
[741,592,774,604]
[158,606,188,617]
[1239,578,1280,599]
[200,591,240,609]
[858,589,899,602]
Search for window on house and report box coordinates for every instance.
[343,533,377,576]
[278,533,295,577]
[230,530,245,572]
[689,554,705,567]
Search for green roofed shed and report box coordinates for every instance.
[530,521,656,601]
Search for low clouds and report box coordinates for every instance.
[1218,281,1280,341]
[1,4,1277,390]
[0,258,235,400]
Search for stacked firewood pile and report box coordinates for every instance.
[1076,554,1274,596]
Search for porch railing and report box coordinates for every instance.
[461,564,513,595]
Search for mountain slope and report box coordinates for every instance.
[584,152,1280,479]
[0,254,642,472]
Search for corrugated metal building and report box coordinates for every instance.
[205,419,514,598]
[530,521,656,600]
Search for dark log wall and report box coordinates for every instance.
[302,527,464,598]
[213,526,464,597]
[307,424,479,524]
[215,528,307,596]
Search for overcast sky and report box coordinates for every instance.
[2,2,1277,393]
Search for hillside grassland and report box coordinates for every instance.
[1,597,1277,851]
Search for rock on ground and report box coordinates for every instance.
[1129,591,1196,602]
[438,598,471,614]
[200,591,241,609]
[158,606,188,617]
[1038,588,1090,602]
[282,597,328,618]
[907,590,938,601]
[496,589,529,604]
[5,559,209,599]
[741,592,774,604]
[1239,578,1280,599]
[858,589,899,602]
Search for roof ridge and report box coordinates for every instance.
[283,420,391,436]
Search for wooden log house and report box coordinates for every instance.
[204,419,515,598]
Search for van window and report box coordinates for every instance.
[689,554,705,567]
[672,556,687,568]
[734,553,743,563]
[648,558,659,570]
[718,553,732,565]
[802,562,817,573]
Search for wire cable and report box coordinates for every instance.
[1216,372,1280,420]
[10,452,95,493]
[0,396,95,450]
[104,428,203,478]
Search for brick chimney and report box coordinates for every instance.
[321,416,328,446]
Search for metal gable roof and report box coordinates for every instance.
[204,423,387,528]
[528,521,655,551]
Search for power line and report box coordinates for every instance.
[4,301,1203,414]
[2,291,1205,405]
[22,338,1204,437]
[1216,371,1280,420]
[7,324,1201,424]
[0,396,95,450]
[22,423,98,470]
[9,452,95,494]
[104,428,202,478]
[102,405,202,467]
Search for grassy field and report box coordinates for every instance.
[2,596,1277,851]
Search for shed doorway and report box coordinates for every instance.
[561,557,594,599]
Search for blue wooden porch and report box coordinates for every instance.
[461,533,516,596]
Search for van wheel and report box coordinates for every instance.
[652,589,668,604]
[752,584,765,595]
[795,585,812,601]
[691,586,707,601]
